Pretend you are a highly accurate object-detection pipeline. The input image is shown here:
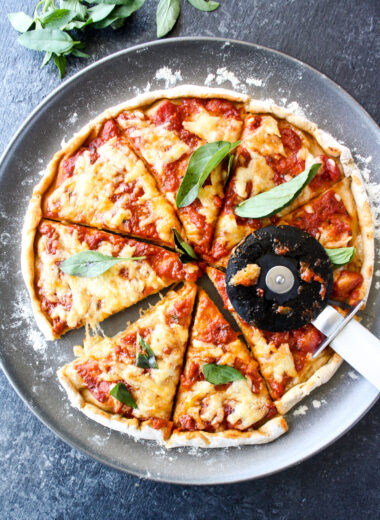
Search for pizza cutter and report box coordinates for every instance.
[226,225,380,391]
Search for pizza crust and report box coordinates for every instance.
[58,368,168,443]
[167,416,288,448]
[274,353,343,415]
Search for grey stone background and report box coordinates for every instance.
[0,0,379,518]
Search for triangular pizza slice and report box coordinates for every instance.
[116,97,244,256]
[168,289,287,447]
[207,267,341,415]
[43,118,181,248]
[210,112,343,265]
[28,220,202,339]
[58,283,197,443]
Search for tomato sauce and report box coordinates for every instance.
[195,296,238,345]
[332,270,363,305]
[309,155,341,191]
[288,190,351,238]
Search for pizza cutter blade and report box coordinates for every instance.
[226,225,380,391]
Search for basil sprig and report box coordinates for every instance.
[202,363,245,385]
[325,247,356,267]
[59,251,145,278]
[110,382,137,409]
[176,141,240,208]
[172,228,198,263]
[235,163,321,219]
[136,333,158,369]
[8,0,146,78]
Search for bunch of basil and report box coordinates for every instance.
[8,0,220,78]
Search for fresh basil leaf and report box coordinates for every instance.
[225,153,234,186]
[8,12,34,33]
[114,0,146,17]
[40,8,77,29]
[235,163,321,218]
[325,247,356,267]
[91,0,143,4]
[156,0,180,38]
[17,29,79,54]
[59,251,146,277]
[63,18,93,30]
[70,48,90,58]
[53,53,67,78]
[136,333,158,369]
[41,51,53,67]
[176,140,240,208]
[202,364,245,385]
[187,0,220,12]
[60,0,87,20]
[110,382,137,408]
[87,3,115,23]
[172,228,198,263]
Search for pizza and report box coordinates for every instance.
[58,284,197,442]
[168,289,287,447]
[21,86,374,448]
[25,220,202,339]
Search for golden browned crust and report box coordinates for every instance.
[274,353,343,415]
[57,367,169,442]
[166,416,288,448]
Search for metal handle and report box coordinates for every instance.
[313,306,380,391]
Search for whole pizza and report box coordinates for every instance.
[21,86,374,448]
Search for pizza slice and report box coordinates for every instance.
[42,118,181,248]
[210,113,343,265]
[279,178,365,305]
[58,283,197,443]
[168,289,287,447]
[116,97,244,256]
[207,267,341,414]
[26,220,202,339]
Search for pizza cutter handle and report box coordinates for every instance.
[329,317,380,391]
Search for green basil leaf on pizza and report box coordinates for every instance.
[136,333,158,369]
[176,140,240,208]
[325,247,356,267]
[172,228,198,263]
[110,383,137,408]
[202,363,245,385]
[59,251,145,278]
[235,163,321,218]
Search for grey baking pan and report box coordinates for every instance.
[0,38,379,485]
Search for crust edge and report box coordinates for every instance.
[166,416,288,448]
[275,353,343,415]
[57,368,167,444]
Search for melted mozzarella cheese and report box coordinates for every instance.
[182,110,242,142]
[243,115,285,156]
[46,137,179,245]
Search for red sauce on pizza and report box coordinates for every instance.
[309,155,341,191]
[287,189,351,239]
[332,270,363,305]
[195,295,238,344]
[181,361,203,389]
[178,199,213,255]
[61,119,120,180]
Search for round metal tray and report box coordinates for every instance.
[0,38,378,485]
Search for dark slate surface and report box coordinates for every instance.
[0,0,379,518]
